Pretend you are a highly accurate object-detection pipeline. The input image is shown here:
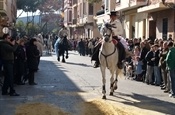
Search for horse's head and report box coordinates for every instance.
[101,21,117,42]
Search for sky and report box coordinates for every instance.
[17,10,40,18]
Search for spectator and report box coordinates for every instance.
[14,38,26,85]
[26,38,40,85]
[166,41,175,98]
[152,44,161,86]
[159,41,170,93]
[145,45,155,85]
[0,34,20,96]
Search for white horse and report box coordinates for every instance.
[99,21,123,99]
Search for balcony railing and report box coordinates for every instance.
[130,0,147,6]
[73,19,77,24]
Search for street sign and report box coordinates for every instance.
[2,27,9,34]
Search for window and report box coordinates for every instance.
[69,10,72,22]
[89,3,93,15]
[162,18,168,40]
[83,2,86,15]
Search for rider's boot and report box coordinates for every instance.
[93,60,100,68]
[116,42,126,69]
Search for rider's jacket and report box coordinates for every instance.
[58,28,69,38]
[109,19,123,36]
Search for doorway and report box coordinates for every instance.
[149,20,156,41]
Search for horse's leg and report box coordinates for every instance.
[62,51,65,63]
[109,68,115,96]
[113,69,119,90]
[100,66,106,99]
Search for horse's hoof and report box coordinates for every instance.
[102,95,106,99]
[114,86,118,90]
[109,92,113,96]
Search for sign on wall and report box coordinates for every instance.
[2,27,9,34]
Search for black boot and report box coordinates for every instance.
[117,62,124,69]
[93,60,100,68]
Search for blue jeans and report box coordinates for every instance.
[154,66,161,85]
[169,69,175,95]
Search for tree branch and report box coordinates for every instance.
[16,10,24,19]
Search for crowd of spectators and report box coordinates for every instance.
[0,34,43,96]
[70,35,175,98]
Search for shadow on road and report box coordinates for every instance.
[1,54,175,115]
[108,92,175,115]
[66,62,93,67]
[0,56,111,115]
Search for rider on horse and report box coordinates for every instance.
[57,24,69,62]
[92,11,131,69]
[58,24,69,39]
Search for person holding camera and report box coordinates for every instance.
[0,34,19,96]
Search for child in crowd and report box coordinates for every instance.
[135,56,143,81]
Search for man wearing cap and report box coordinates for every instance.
[92,10,126,69]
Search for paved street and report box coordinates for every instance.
[0,51,175,115]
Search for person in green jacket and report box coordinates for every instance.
[166,41,175,98]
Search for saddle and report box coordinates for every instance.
[112,39,118,45]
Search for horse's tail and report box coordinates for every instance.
[117,68,124,78]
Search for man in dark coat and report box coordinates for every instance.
[0,34,19,96]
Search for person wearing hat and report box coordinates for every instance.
[58,24,69,39]
[92,10,126,69]
[108,11,126,69]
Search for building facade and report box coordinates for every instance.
[64,0,103,39]
[138,0,175,40]
[64,0,175,40]
[0,0,17,37]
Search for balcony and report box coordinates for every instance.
[0,1,7,16]
[137,2,168,13]
[130,0,148,7]
[83,15,94,24]
[116,0,147,11]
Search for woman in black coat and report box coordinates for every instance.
[14,39,27,85]
[26,39,39,85]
